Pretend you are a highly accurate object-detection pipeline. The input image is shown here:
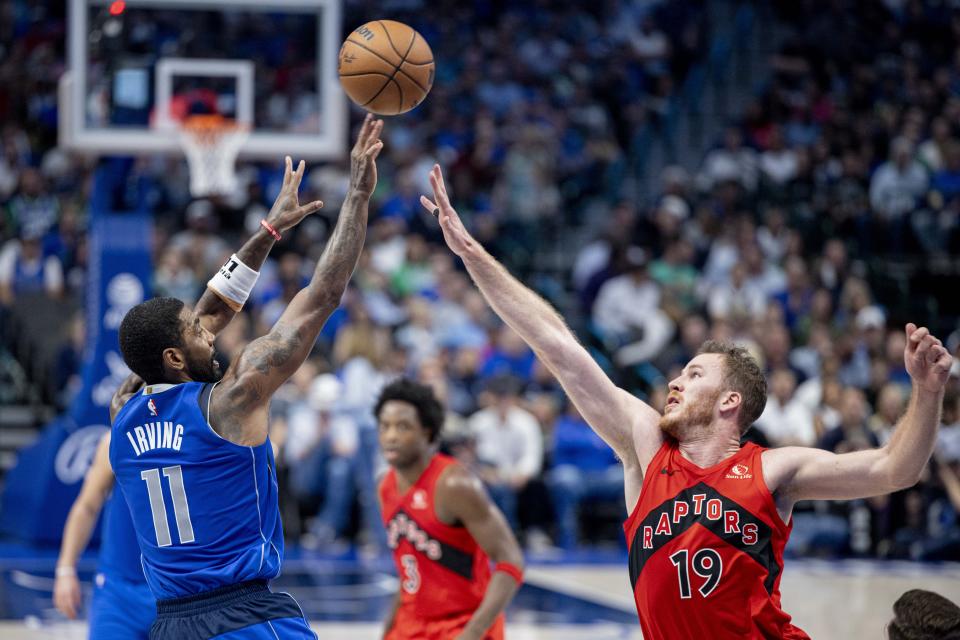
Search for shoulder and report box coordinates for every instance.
[436,462,487,509]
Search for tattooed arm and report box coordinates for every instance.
[195,157,323,334]
[209,115,384,445]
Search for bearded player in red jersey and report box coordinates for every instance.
[375,378,524,640]
[421,164,953,639]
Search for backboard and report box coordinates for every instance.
[61,0,346,160]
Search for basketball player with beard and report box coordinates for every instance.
[375,379,523,640]
[421,164,952,639]
[53,145,339,639]
[109,114,383,639]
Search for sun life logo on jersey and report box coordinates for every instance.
[411,490,428,510]
[147,398,159,417]
[726,463,752,479]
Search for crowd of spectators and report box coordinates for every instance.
[1,0,959,559]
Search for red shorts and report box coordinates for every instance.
[386,606,505,640]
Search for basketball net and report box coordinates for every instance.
[178,115,249,198]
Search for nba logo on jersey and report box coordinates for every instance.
[147,399,159,417]
[411,490,428,510]
[726,463,752,479]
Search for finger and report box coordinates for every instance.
[916,335,934,358]
[355,113,374,149]
[934,351,953,373]
[282,156,293,188]
[296,201,324,217]
[420,195,439,216]
[364,140,384,159]
[905,322,917,336]
[433,164,449,200]
[291,159,306,190]
[429,169,447,206]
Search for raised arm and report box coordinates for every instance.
[420,165,662,483]
[53,434,115,619]
[196,156,324,334]
[765,324,950,514]
[211,115,383,445]
[435,465,524,640]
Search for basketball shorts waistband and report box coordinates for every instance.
[156,580,272,617]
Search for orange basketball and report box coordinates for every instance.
[338,20,435,116]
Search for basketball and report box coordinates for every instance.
[338,20,435,116]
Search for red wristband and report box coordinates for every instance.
[260,219,282,241]
[494,562,523,585]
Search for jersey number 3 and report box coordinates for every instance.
[669,548,722,598]
[141,466,196,547]
[400,554,420,594]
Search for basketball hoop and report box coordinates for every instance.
[178,114,249,198]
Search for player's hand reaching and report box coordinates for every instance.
[265,156,324,234]
[420,164,477,258]
[904,323,952,395]
[53,570,81,619]
[349,113,384,196]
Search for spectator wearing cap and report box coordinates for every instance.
[284,370,359,547]
[592,246,674,366]
[546,401,623,549]
[0,225,64,305]
[6,168,59,242]
[838,305,887,390]
[468,375,544,532]
[168,199,229,275]
[870,137,929,221]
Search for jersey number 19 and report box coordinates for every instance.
[141,465,196,547]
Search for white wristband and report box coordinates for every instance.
[55,566,76,577]
[206,254,259,312]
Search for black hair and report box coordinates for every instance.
[374,378,445,443]
[889,589,960,640]
[118,297,186,384]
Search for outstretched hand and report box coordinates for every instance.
[420,164,476,258]
[350,113,384,197]
[904,323,952,394]
[265,156,324,234]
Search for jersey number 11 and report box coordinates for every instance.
[141,465,196,547]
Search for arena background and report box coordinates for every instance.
[1,0,959,637]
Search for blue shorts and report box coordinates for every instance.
[89,572,155,640]
[150,580,315,640]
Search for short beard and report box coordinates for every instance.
[188,353,223,383]
[659,388,720,440]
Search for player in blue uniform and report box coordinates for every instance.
[54,428,154,638]
[53,140,348,637]
[109,114,383,639]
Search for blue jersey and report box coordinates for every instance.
[109,382,284,599]
[98,487,146,584]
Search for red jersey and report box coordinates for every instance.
[380,454,504,640]
[623,441,809,640]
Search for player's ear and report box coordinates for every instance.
[720,390,742,415]
[162,347,187,374]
